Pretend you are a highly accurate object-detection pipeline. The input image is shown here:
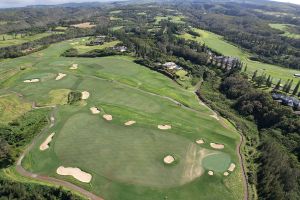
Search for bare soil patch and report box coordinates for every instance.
[208,171,214,176]
[56,166,92,183]
[228,163,236,172]
[195,139,204,144]
[71,22,96,29]
[224,172,229,176]
[70,64,78,70]
[40,133,55,151]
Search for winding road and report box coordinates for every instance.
[14,73,248,200]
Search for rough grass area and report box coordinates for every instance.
[155,15,185,24]
[1,38,244,200]
[269,23,300,39]
[179,28,300,87]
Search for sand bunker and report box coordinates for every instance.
[70,64,78,70]
[24,79,40,83]
[210,143,225,149]
[196,139,204,144]
[210,113,220,121]
[208,171,214,176]
[90,107,100,114]
[103,114,112,121]
[125,120,136,126]
[224,172,229,176]
[40,133,55,151]
[164,155,175,164]
[81,91,90,100]
[56,166,92,183]
[55,73,67,80]
[228,163,236,172]
[158,125,172,130]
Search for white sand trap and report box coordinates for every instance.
[125,120,136,126]
[224,172,229,176]
[56,166,92,183]
[24,79,40,83]
[55,73,67,80]
[210,142,225,149]
[40,133,55,151]
[228,163,236,172]
[208,171,214,176]
[103,114,112,121]
[90,107,100,114]
[81,91,90,100]
[164,155,175,164]
[210,113,220,121]
[70,64,78,70]
[196,139,204,144]
[158,125,172,130]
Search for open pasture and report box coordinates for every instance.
[0,38,243,200]
[269,23,300,39]
[180,28,300,87]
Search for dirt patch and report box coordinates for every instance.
[70,64,78,70]
[208,171,214,176]
[164,155,175,164]
[24,79,40,83]
[90,107,100,114]
[56,166,92,183]
[40,133,55,151]
[158,125,171,130]
[103,114,112,121]
[228,163,236,172]
[81,91,90,100]
[210,142,224,149]
[55,73,67,80]
[224,172,229,176]
[124,120,136,126]
[71,22,96,29]
[196,139,204,144]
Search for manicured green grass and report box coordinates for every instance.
[0,38,243,200]
[179,28,300,87]
[269,23,300,39]
[71,38,120,54]
[0,32,62,48]
[155,15,185,24]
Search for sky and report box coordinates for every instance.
[0,0,299,8]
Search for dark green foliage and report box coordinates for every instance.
[293,80,300,96]
[274,79,281,91]
[252,70,258,81]
[68,91,82,105]
[62,48,79,57]
[0,179,84,200]
[266,75,272,87]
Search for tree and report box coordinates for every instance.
[244,64,248,72]
[274,79,281,90]
[0,138,12,168]
[286,80,293,94]
[282,79,290,93]
[292,80,300,96]
[266,75,272,87]
[252,70,258,81]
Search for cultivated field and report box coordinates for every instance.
[0,38,244,200]
[180,28,300,87]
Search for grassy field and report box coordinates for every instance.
[269,23,300,39]
[0,38,244,200]
[155,15,185,24]
[0,32,61,48]
[179,28,300,87]
[70,37,120,54]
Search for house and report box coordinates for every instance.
[272,93,300,109]
[294,74,300,78]
[162,62,182,70]
[113,46,127,52]
[96,35,106,39]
